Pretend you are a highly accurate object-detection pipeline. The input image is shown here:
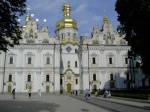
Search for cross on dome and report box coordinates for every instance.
[27,6,31,14]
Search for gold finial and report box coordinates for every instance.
[27,6,31,14]
[103,9,108,23]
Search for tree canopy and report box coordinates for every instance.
[0,0,26,52]
[115,0,150,78]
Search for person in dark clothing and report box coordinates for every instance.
[28,89,31,98]
[76,90,77,95]
[12,88,15,99]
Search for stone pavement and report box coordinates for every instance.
[90,95,150,107]
[0,93,109,112]
[71,94,150,112]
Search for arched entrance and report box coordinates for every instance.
[67,83,71,93]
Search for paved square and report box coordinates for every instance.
[0,93,108,112]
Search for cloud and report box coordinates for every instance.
[73,4,88,14]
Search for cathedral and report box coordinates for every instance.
[0,2,142,94]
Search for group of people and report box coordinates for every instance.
[11,88,42,99]
[85,89,91,100]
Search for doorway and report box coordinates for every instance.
[46,86,50,93]
[67,83,71,93]
[8,85,11,93]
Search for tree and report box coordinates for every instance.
[115,0,150,78]
[0,0,26,52]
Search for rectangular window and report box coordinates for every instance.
[68,32,70,37]
[68,61,70,67]
[125,58,128,64]
[93,74,96,81]
[75,61,77,67]
[127,74,129,80]
[8,75,12,82]
[28,57,31,64]
[46,75,49,81]
[75,49,77,53]
[27,75,31,82]
[109,58,112,64]
[76,79,78,84]
[10,57,13,64]
[60,79,62,85]
[46,57,50,64]
[110,74,113,81]
[92,58,96,64]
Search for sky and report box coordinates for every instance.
[19,0,118,38]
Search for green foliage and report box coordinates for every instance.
[115,0,150,77]
[0,0,26,52]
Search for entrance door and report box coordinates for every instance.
[93,85,97,92]
[8,86,11,93]
[46,86,49,93]
[67,83,71,93]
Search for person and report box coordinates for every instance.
[88,90,91,99]
[108,91,111,98]
[85,89,88,100]
[39,89,41,97]
[12,88,15,99]
[76,90,77,96]
[104,90,108,98]
[28,89,31,98]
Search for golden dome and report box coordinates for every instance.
[103,16,108,23]
[56,3,77,29]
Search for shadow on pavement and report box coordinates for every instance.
[0,100,60,112]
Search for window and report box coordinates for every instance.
[126,74,129,80]
[46,57,50,64]
[10,57,13,64]
[28,57,31,64]
[68,61,70,67]
[8,75,12,82]
[27,75,31,82]
[75,49,77,53]
[60,79,62,85]
[125,58,128,64]
[110,74,113,81]
[46,75,49,81]
[93,74,96,81]
[76,79,78,84]
[62,33,65,39]
[75,61,77,67]
[68,32,70,37]
[92,58,96,64]
[73,33,76,39]
[109,58,112,64]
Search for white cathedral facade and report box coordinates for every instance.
[0,3,142,94]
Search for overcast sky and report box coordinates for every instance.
[20,0,118,38]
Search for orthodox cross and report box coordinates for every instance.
[27,6,31,14]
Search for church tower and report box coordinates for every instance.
[55,1,79,44]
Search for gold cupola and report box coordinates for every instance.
[56,3,77,29]
[103,16,108,23]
